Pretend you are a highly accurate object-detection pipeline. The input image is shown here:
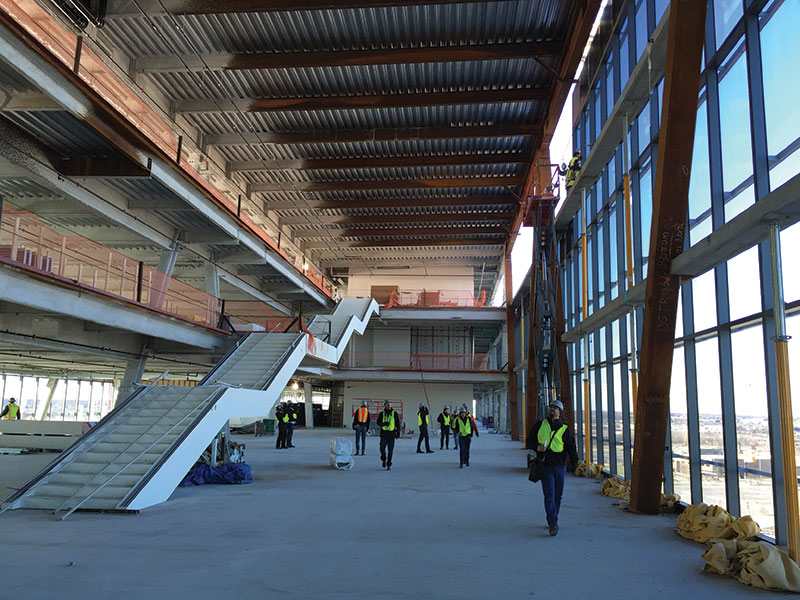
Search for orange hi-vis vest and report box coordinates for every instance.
[356,407,369,423]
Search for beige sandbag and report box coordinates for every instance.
[660,493,680,512]
[601,477,630,500]
[575,461,603,479]
[676,503,734,543]
[735,540,800,593]
[702,539,739,576]
[729,515,761,539]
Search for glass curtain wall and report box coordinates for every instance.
[556,0,800,542]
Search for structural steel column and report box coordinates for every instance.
[629,0,707,514]
[526,225,540,437]
[304,381,314,429]
[504,253,519,440]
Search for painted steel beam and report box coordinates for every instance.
[297,366,507,384]
[629,0,707,515]
[106,0,522,16]
[175,88,550,114]
[228,152,532,172]
[264,194,516,210]
[0,91,61,111]
[205,124,541,146]
[280,211,514,226]
[302,238,505,249]
[292,225,508,239]
[380,308,505,322]
[504,253,519,440]
[134,42,561,73]
[250,175,524,193]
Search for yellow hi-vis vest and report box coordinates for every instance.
[442,414,451,427]
[2,403,19,420]
[538,420,568,453]
[417,412,429,426]
[281,413,289,423]
[455,416,472,437]
[381,411,396,432]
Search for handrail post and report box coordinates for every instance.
[136,261,144,303]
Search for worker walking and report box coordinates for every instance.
[376,401,400,471]
[1,397,20,420]
[453,405,478,468]
[416,402,434,454]
[527,399,579,537]
[286,401,298,448]
[352,400,370,456]
[437,406,451,450]
[275,402,288,449]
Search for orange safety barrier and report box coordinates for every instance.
[340,351,492,372]
[0,0,334,299]
[384,289,489,309]
[0,204,222,328]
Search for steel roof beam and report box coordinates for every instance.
[250,175,523,193]
[228,152,532,172]
[302,237,504,248]
[280,211,514,226]
[204,124,541,146]
[107,0,522,16]
[135,42,561,73]
[263,194,517,210]
[294,225,508,239]
[175,88,549,114]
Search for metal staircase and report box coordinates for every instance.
[2,298,378,515]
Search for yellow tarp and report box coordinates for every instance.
[703,539,800,593]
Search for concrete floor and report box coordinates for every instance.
[1,430,767,600]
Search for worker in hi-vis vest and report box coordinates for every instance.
[437,406,451,450]
[352,399,370,456]
[376,401,400,471]
[416,402,434,454]
[526,399,578,537]
[275,402,289,449]
[453,405,478,468]
[0,397,20,420]
[286,401,298,448]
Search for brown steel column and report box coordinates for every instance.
[504,253,519,440]
[629,0,707,514]
[526,228,540,438]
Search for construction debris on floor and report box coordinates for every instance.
[179,463,253,486]
[599,476,679,511]
[703,539,800,593]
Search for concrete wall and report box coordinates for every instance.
[346,266,474,297]
[341,381,473,434]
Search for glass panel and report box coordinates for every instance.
[637,102,651,157]
[655,0,669,23]
[727,246,762,321]
[693,270,718,332]
[613,360,625,477]
[619,19,630,87]
[20,376,37,419]
[696,337,726,508]
[671,346,692,502]
[689,100,712,245]
[610,202,619,300]
[783,222,800,303]
[718,44,755,221]
[639,165,653,277]
[787,314,800,503]
[761,0,800,189]
[714,0,743,48]
[731,324,774,537]
[635,0,648,59]
[601,366,609,469]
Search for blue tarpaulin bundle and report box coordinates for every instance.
[179,463,253,486]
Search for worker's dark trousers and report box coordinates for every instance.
[379,433,395,467]
[540,463,566,527]
[458,435,471,466]
[286,423,295,447]
[276,423,287,449]
[354,424,367,454]
[440,426,450,449]
[417,425,431,452]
